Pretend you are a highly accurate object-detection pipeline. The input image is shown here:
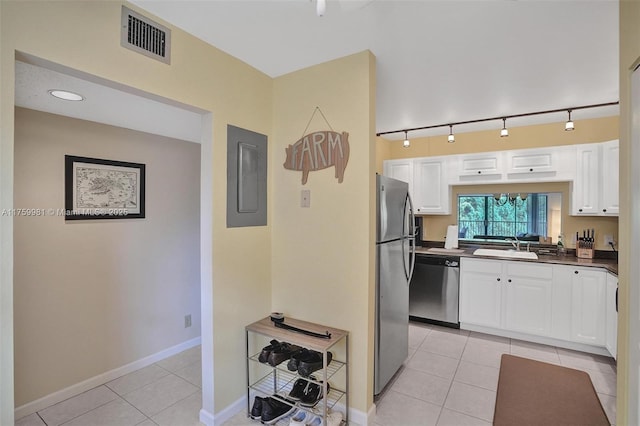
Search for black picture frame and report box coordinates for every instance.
[64,155,145,220]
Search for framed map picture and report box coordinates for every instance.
[64,155,145,220]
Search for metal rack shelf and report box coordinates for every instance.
[246,316,349,425]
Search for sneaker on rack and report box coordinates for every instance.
[268,342,302,367]
[289,409,314,426]
[250,396,264,420]
[261,396,296,425]
[299,381,330,408]
[258,340,282,364]
[298,351,333,377]
[307,410,343,426]
[288,377,312,401]
[287,348,310,371]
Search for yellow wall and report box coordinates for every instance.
[377,116,619,250]
[271,51,376,413]
[618,1,640,424]
[1,1,273,420]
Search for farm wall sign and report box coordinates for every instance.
[283,130,350,184]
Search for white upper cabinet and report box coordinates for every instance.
[572,140,619,216]
[412,157,451,215]
[506,147,557,175]
[457,152,504,181]
[382,158,413,198]
[600,140,619,215]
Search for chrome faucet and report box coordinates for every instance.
[508,236,520,251]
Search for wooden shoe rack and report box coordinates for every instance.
[245,316,349,424]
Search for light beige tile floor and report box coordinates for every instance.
[15,346,204,426]
[16,323,618,426]
[372,322,618,426]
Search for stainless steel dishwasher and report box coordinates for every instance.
[409,254,460,328]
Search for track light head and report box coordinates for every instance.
[448,125,455,143]
[403,131,410,148]
[565,110,575,131]
[316,0,326,16]
[500,118,509,137]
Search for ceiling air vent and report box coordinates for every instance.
[121,6,171,64]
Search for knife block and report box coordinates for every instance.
[576,247,595,259]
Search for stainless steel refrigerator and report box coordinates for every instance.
[374,174,416,395]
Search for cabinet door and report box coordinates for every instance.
[573,145,600,215]
[503,262,553,336]
[383,159,413,200]
[460,259,503,328]
[505,147,557,175]
[570,267,606,345]
[457,152,503,180]
[606,273,618,359]
[551,265,573,341]
[600,140,619,215]
[413,158,450,214]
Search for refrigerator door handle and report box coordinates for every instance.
[405,194,416,284]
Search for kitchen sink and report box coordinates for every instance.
[473,248,539,260]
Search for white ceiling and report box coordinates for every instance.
[131,0,620,139]
[14,1,619,142]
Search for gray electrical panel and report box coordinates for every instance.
[227,125,267,227]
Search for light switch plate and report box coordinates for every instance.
[301,189,311,208]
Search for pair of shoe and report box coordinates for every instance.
[289,409,343,426]
[288,376,331,407]
[287,349,333,377]
[250,395,296,424]
[259,339,302,367]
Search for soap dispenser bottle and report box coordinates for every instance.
[557,234,566,256]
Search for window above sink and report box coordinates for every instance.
[457,192,562,245]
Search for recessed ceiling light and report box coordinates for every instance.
[48,89,84,101]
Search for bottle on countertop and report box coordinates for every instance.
[557,234,566,256]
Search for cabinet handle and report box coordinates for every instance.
[574,270,579,274]
[497,278,501,282]
[603,209,607,212]
[508,279,512,283]
[529,168,533,172]
[478,171,482,174]
[578,209,583,212]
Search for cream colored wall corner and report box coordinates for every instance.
[618,2,640,424]
[271,51,376,414]
[1,1,273,422]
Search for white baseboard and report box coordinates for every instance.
[200,408,216,426]
[14,337,201,420]
[213,394,247,425]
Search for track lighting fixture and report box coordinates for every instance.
[403,131,410,148]
[376,101,618,143]
[500,118,509,137]
[316,0,326,17]
[565,110,575,131]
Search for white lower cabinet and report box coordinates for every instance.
[503,262,553,336]
[461,258,616,357]
[569,266,606,346]
[460,258,552,336]
[459,258,503,328]
[606,272,618,359]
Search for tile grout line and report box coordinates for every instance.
[433,329,469,426]
[53,391,122,426]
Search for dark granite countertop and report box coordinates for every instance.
[415,242,618,275]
